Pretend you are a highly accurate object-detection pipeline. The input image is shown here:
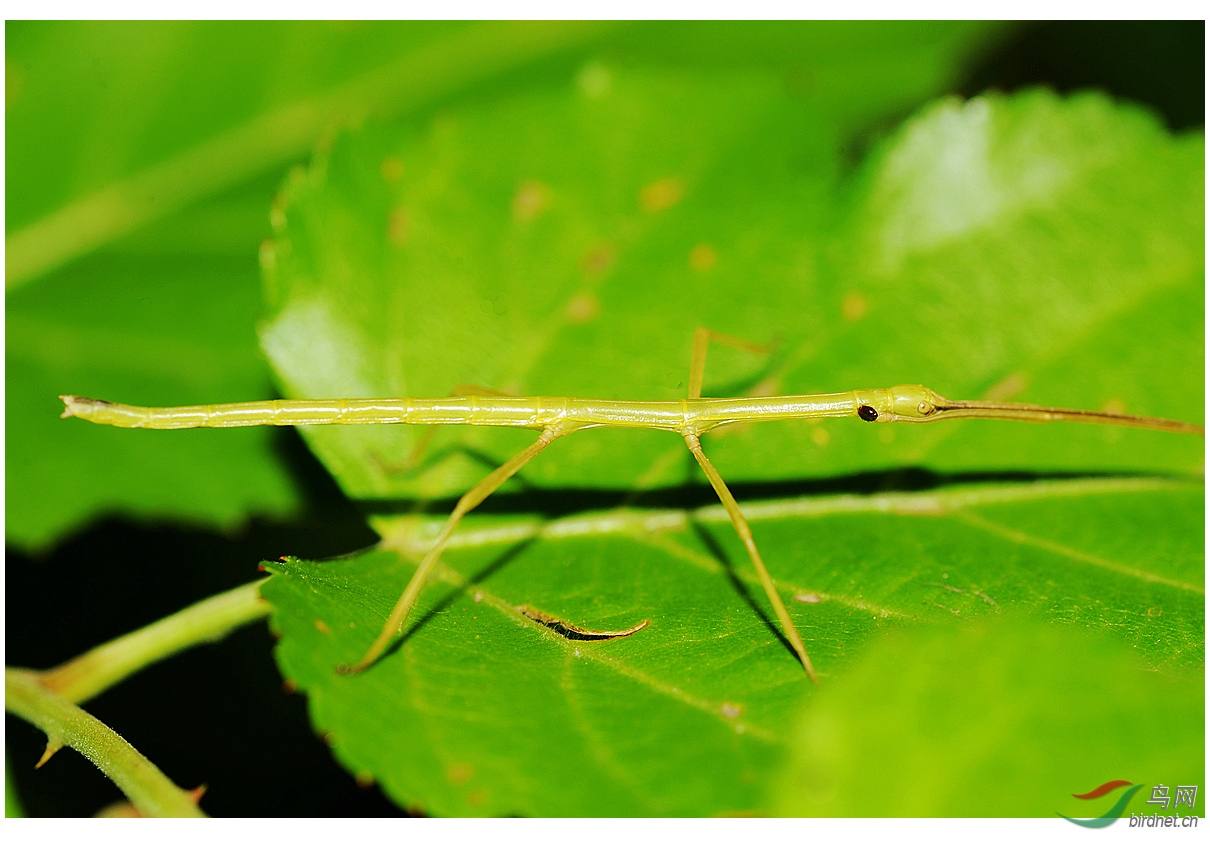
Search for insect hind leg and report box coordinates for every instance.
[342,425,566,674]
[682,431,818,682]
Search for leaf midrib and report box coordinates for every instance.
[428,556,786,743]
[380,474,1200,556]
[360,472,1201,738]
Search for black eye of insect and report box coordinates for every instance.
[857,405,879,422]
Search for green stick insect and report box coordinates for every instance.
[60,329,1204,683]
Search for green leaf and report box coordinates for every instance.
[260,72,1202,815]
[262,78,1201,514]
[260,67,844,511]
[613,20,1008,130]
[6,21,1003,550]
[771,617,1204,817]
[264,479,1201,816]
[5,21,596,549]
[7,20,997,254]
[5,22,467,232]
[5,242,303,550]
[5,21,614,287]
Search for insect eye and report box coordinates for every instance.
[857,405,879,422]
[917,401,935,416]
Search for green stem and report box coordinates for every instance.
[41,578,271,704]
[6,668,205,817]
[7,578,272,816]
[5,20,616,289]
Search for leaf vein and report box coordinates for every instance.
[951,509,1204,595]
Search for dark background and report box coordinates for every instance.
[6,20,1204,817]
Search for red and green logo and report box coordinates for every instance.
[1059,780,1143,828]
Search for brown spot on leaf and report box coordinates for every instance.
[512,179,550,222]
[564,291,600,324]
[749,377,781,398]
[690,243,717,272]
[841,292,867,321]
[447,763,474,784]
[582,242,616,278]
[984,372,1030,402]
[258,239,275,271]
[388,207,410,246]
[7,60,23,106]
[640,177,684,213]
[313,619,331,635]
[380,157,404,182]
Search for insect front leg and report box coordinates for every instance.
[687,327,777,400]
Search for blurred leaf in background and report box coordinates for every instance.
[772,617,1204,816]
[5,21,613,549]
[6,20,998,551]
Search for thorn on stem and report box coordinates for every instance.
[36,737,63,769]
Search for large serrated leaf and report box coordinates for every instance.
[260,68,845,511]
[260,75,1202,816]
[264,479,1201,815]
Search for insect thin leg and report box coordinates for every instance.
[682,432,818,682]
[687,327,776,400]
[342,426,565,674]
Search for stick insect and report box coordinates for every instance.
[60,329,1204,683]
